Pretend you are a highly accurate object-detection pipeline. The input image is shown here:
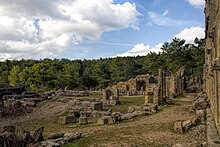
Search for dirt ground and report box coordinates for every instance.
[0,93,207,147]
[65,93,206,147]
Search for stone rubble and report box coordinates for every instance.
[0,125,82,147]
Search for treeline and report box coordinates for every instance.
[0,38,205,90]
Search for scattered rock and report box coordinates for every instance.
[48,133,64,140]
[34,140,60,147]
[58,116,76,124]
[32,127,44,143]
[21,131,34,144]
[90,101,103,111]
[182,120,192,131]
[174,121,183,134]
[63,133,81,143]
[98,117,108,125]
[79,117,88,125]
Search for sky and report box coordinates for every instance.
[0,0,205,61]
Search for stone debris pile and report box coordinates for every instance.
[174,93,209,134]
[0,125,82,147]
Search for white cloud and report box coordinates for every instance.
[174,26,205,43]
[162,10,169,16]
[185,0,205,8]
[148,11,201,27]
[115,26,205,57]
[0,0,140,61]
[115,43,163,57]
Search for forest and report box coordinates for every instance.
[0,38,205,90]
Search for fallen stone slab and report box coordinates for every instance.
[58,116,76,124]
[103,116,113,124]
[174,121,183,134]
[90,101,103,111]
[34,140,60,147]
[182,120,192,131]
[47,133,64,140]
[98,117,108,125]
[32,127,44,143]
[79,117,88,125]
[63,132,82,143]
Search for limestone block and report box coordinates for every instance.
[68,110,80,118]
[103,116,113,124]
[58,116,76,124]
[174,121,183,134]
[79,117,88,125]
[47,133,64,139]
[90,101,103,111]
[98,117,108,125]
[182,120,192,131]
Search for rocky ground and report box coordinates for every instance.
[65,93,206,147]
[0,93,207,147]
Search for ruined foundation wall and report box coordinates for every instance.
[204,0,220,126]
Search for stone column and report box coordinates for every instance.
[162,70,166,102]
[158,69,163,103]
[141,86,144,95]
[153,87,160,105]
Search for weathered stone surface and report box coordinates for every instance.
[63,133,81,143]
[47,133,64,139]
[192,100,209,110]
[103,116,113,124]
[196,109,206,118]
[182,120,192,131]
[21,131,34,144]
[174,121,183,134]
[98,111,111,117]
[121,112,139,120]
[32,127,44,143]
[58,116,76,124]
[191,117,201,126]
[68,110,80,118]
[34,140,60,147]
[98,117,108,125]
[206,108,220,147]
[90,101,103,111]
[147,103,158,112]
[80,111,92,117]
[79,117,88,125]
[111,112,121,123]
[204,0,220,128]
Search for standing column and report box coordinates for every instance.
[158,69,163,104]
[162,70,166,102]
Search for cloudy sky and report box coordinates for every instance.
[0,0,205,61]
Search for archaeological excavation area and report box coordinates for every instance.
[0,66,209,146]
[0,0,220,147]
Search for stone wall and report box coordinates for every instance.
[204,0,220,127]
[104,68,186,106]
[145,67,185,105]
[116,74,158,96]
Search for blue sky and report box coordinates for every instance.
[0,0,205,60]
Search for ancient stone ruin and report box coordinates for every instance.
[0,125,82,147]
[204,0,220,129]
[103,67,186,106]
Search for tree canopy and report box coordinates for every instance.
[0,38,205,90]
